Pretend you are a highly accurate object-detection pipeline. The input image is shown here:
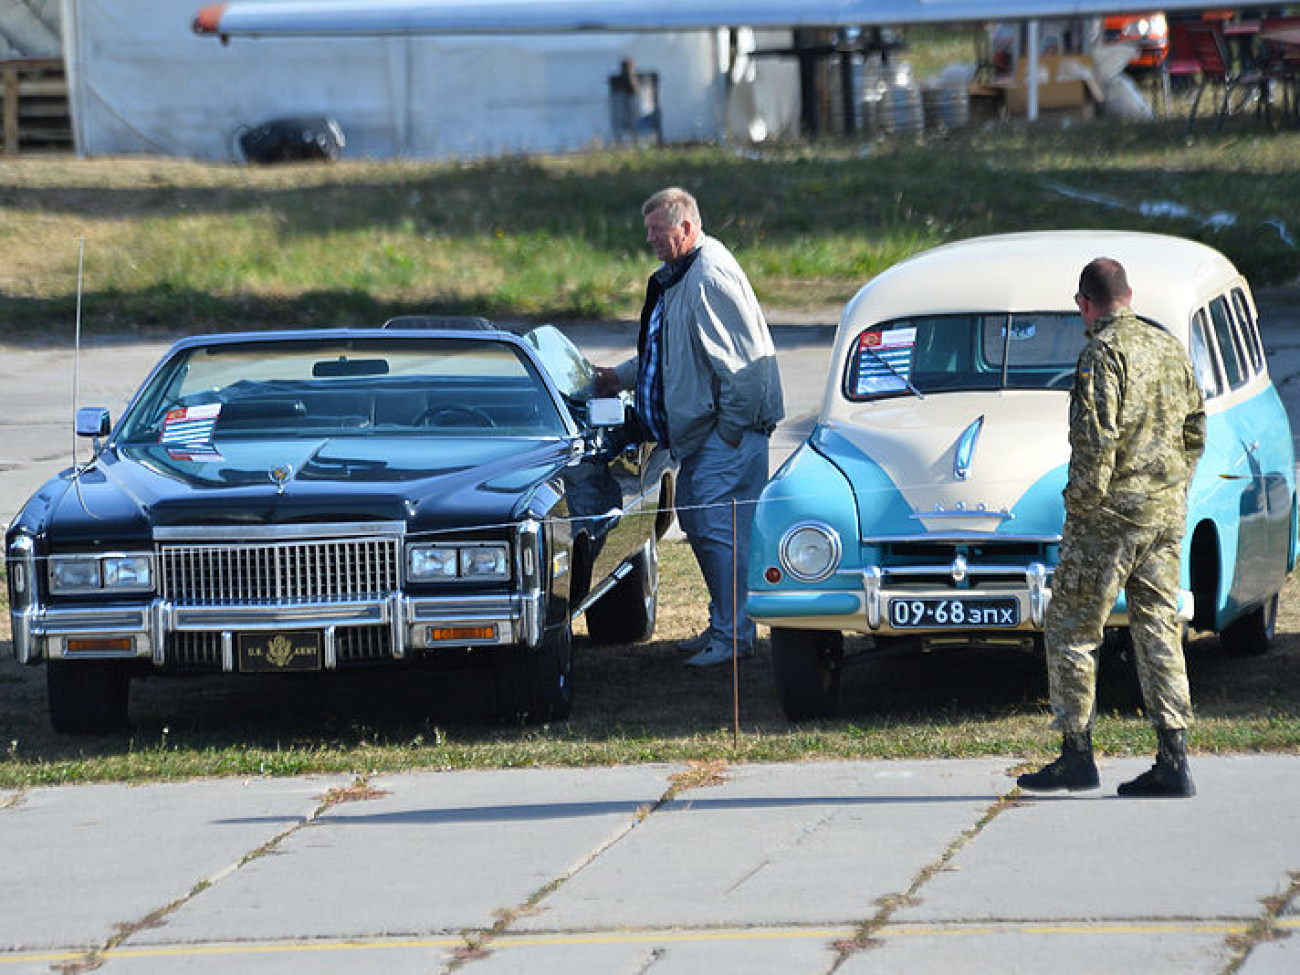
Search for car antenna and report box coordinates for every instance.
[71,235,85,470]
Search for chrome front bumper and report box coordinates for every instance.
[10,592,544,668]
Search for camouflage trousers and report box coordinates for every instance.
[1045,517,1193,733]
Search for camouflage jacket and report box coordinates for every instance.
[1064,307,1207,528]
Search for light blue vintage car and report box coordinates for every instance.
[747,231,1296,720]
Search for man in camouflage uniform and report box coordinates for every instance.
[1018,257,1206,798]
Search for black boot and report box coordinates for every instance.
[1118,728,1196,798]
[1017,731,1100,792]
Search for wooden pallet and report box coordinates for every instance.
[1,58,72,153]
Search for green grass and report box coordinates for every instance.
[3,543,1300,787]
[1,121,1297,337]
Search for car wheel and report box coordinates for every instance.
[496,622,573,724]
[771,627,844,721]
[583,537,658,645]
[1221,592,1278,657]
[46,660,131,734]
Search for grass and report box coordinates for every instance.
[1,118,1299,784]
[2,542,1300,788]
[1,119,1297,338]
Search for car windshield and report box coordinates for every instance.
[843,313,1087,400]
[116,337,569,443]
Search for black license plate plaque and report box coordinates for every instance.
[237,630,323,672]
[888,596,1020,629]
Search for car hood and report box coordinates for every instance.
[29,436,574,540]
[819,390,1070,537]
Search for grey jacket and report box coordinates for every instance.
[616,235,784,459]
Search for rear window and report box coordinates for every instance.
[843,314,1086,400]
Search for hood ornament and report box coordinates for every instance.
[954,415,985,481]
[268,464,294,495]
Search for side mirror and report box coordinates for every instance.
[587,397,625,428]
[75,407,111,438]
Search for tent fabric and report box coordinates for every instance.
[62,0,797,160]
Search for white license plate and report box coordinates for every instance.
[889,596,1020,629]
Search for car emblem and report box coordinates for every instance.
[269,464,294,494]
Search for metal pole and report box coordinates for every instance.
[732,498,740,749]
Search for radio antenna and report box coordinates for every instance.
[71,236,85,468]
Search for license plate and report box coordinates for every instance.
[889,596,1020,629]
[238,631,323,672]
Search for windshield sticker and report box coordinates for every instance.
[1003,321,1037,340]
[165,445,224,463]
[854,328,917,396]
[160,403,221,448]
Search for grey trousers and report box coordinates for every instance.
[674,428,770,652]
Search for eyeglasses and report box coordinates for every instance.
[1074,292,1093,307]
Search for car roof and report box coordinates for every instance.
[163,326,527,354]
[840,230,1247,344]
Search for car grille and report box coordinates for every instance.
[166,626,395,673]
[879,539,1053,589]
[160,536,401,604]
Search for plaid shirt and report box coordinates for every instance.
[635,297,670,447]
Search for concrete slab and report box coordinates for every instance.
[466,930,842,974]
[127,765,680,945]
[512,759,1012,932]
[0,776,347,952]
[892,755,1300,924]
[839,926,1234,974]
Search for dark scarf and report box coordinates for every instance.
[637,245,701,357]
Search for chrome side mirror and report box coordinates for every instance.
[75,407,111,438]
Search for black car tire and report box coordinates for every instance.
[497,622,573,724]
[1221,592,1278,657]
[771,627,844,721]
[47,660,131,734]
[584,537,658,645]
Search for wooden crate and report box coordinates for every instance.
[2,58,72,153]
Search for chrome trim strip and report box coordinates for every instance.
[884,563,1050,578]
[909,508,1014,521]
[324,625,337,669]
[8,535,38,664]
[862,533,1060,544]
[154,522,405,542]
[222,631,234,672]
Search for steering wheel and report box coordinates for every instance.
[414,405,497,428]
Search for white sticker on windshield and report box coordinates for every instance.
[160,403,221,448]
[854,327,917,396]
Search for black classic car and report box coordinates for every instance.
[6,322,674,732]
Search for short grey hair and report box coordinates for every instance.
[642,187,702,230]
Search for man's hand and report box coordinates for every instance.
[594,366,622,396]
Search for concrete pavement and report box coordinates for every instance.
[2,757,1299,973]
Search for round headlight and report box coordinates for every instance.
[779,523,842,582]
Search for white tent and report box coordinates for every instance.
[61,0,798,160]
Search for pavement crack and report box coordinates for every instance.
[826,790,1023,972]
[50,775,350,974]
[444,763,728,972]
[1220,869,1300,974]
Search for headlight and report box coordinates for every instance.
[779,523,842,582]
[49,553,154,595]
[407,542,510,582]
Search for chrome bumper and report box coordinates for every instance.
[11,592,544,668]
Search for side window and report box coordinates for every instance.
[1208,296,1247,390]
[1189,310,1223,399]
[1231,287,1265,373]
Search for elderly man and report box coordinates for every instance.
[1018,257,1205,798]
[597,187,783,667]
